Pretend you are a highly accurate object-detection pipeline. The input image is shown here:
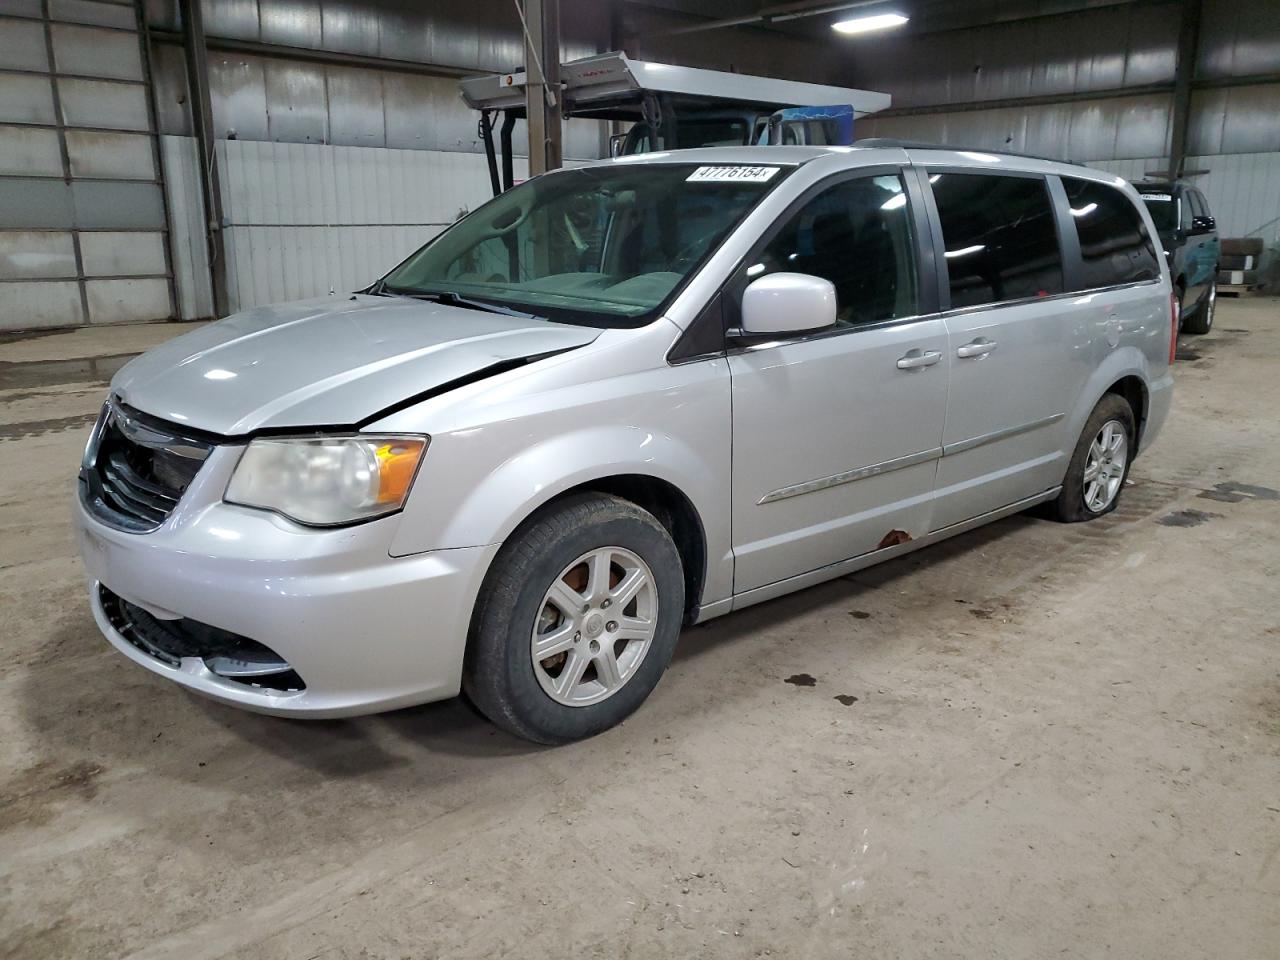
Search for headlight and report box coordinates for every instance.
[225,435,428,526]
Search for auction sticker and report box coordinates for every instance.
[687,165,781,183]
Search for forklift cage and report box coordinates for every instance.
[461,51,891,196]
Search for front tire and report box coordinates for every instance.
[1047,394,1135,523]
[1182,279,1216,335]
[463,492,684,744]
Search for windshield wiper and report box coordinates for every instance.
[389,287,540,320]
[372,281,542,319]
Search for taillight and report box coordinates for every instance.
[1169,293,1178,363]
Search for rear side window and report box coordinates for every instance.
[1063,178,1160,289]
[929,173,1064,308]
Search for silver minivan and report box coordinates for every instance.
[75,144,1175,743]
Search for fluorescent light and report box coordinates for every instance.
[832,13,908,34]
[880,193,907,210]
[945,244,986,259]
[1070,202,1098,218]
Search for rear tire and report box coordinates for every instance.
[1047,394,1135,523]
[463,492,684,744]
[1182,279,1216,335]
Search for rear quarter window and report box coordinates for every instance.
[1062,177,1161,289]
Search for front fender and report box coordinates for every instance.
[378,337,735,608]
[425,424,711,546]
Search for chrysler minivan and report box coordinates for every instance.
[75,143,1174,743]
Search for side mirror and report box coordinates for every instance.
[1191,214,1215,234]
[609,133,627,158]
[739,272,837,337]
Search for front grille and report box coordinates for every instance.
[80,400,214,532]
[99,585,306,692]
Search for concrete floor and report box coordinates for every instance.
[2,299,1278,959]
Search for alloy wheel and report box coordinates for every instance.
[1083,419,1128,513]
[531,546,658,706]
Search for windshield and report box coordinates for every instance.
[1138,192,1178,233]
[380,163,786,328]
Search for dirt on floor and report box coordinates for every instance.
[1,302,1278,959]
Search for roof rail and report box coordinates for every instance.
[853,138,1072,165]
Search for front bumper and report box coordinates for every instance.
[74,448,498,718]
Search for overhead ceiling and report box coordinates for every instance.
[623,0,1154,41]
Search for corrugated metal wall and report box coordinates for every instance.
[858,94,1176,163]
[145,0,607,156]
[218,139,530,311]
[0,0,174,331]
[851,0,1280,264]
[146,0,609,319]
[855,0,1280,160]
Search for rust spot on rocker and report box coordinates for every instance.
[877,529,913,549]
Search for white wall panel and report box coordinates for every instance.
[65,129,155,179]
[0,124,63,176]
[1089,152,1280,247]
[0,19,50,72]
[0,280,84,327]
[0,231,77,279]
[79,230,167,277]
[58,78,151,131]
[214,138,529,312]
[50,23,143,80]
[0,74,56,125]
[1189,153,1280,248]
[160,134,214,320]
[86,277,170,323]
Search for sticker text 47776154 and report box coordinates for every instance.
[686,166,782,184]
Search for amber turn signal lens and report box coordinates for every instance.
[375,439,427,504]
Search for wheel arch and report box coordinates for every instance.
[504,474,709,626]
[1104,375,1149,452]
[1063,350,1153,462]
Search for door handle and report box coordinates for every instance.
[956,338,997,359]
[896,349,942,370]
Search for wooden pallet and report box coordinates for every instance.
[1218,283,1263,298]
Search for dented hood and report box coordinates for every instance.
[112,295,599,436]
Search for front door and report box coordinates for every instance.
[728,171,948,593]
[1183,189,1219,307]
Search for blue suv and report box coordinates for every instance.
[1135,180,1220,334]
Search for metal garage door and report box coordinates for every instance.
[0,0,174,330]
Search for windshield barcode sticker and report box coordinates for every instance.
[1140,194,1173,201]
[687,165,781,183]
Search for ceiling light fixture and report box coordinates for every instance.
[832,12,908,34]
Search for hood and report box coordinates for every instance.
[112,295,600,436]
